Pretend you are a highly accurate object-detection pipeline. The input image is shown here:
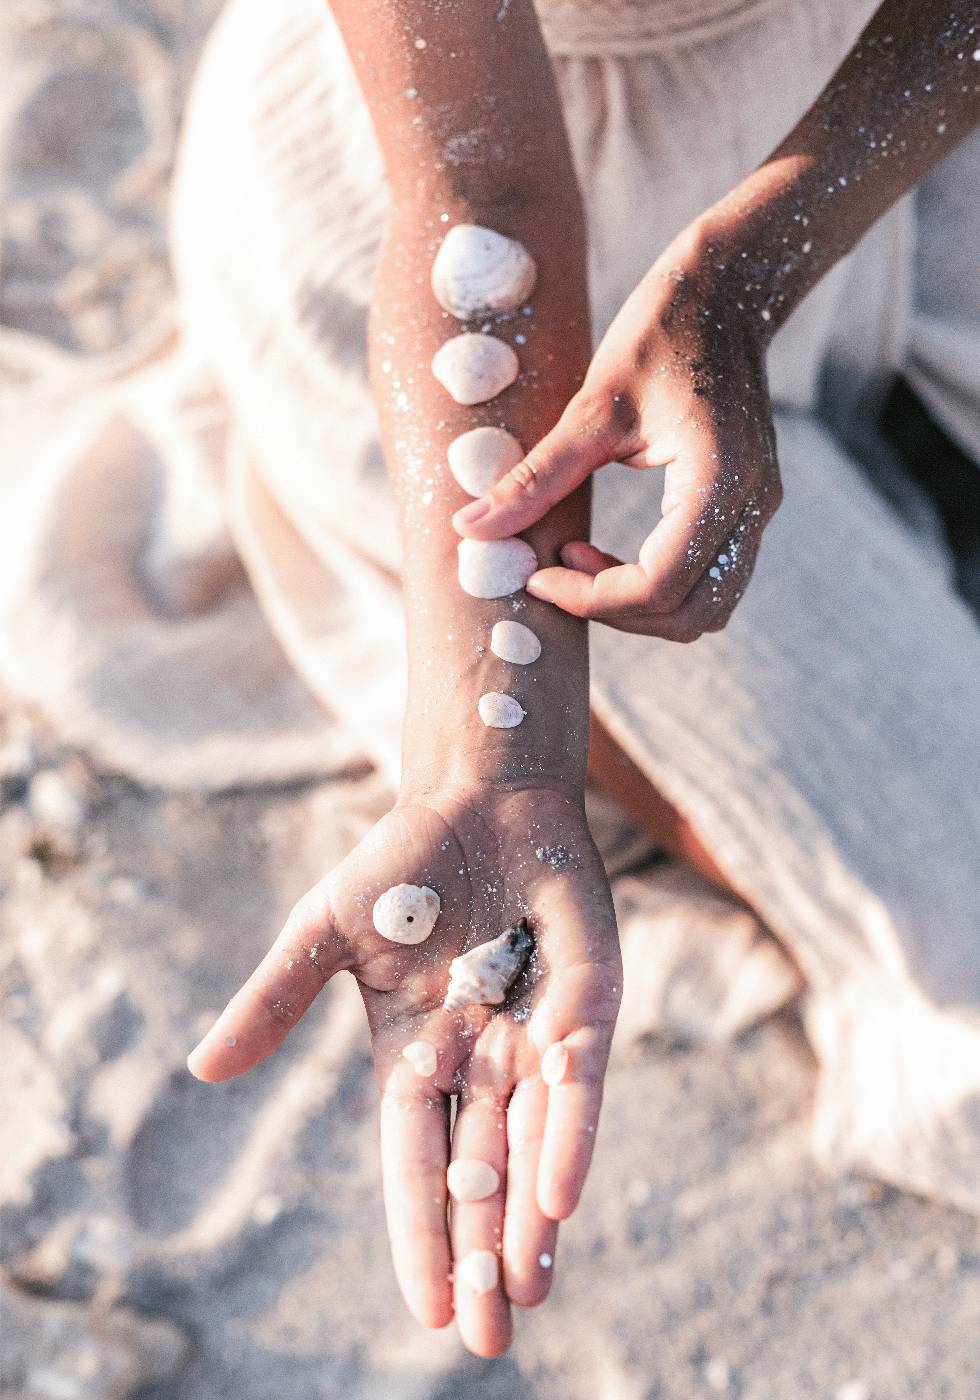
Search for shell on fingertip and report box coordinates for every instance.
[447,425,524,498]
[456,1248,500,1296]
[431,224,537,320]
[372,884,440,944]
[444,917,534,1011]
[447,1158,500,1202]
[458,537,537,599]
[541,1041,569,1086]
[402,1040,438,1077]
[431,333,519,405]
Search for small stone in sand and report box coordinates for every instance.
[490,619,541,664]
[458,537,537,598]
[402,1040,437,1077]
[457,1249,499,1296]
[478,693,525,729]
[372,884,440,944]
[431,333,518,405]
[541,1042,569,1085]
[448,426,523,498]
[447,1158,500,1202]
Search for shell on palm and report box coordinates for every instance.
[443,917,534,1011]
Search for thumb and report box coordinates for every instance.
[452,393,623,540]
[187,878,352,1082]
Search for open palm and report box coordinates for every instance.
[188,783,621,1356]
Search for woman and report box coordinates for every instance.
[6,0,979,1361]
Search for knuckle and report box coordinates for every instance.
[575,386,639,451]
[507,457,542,497]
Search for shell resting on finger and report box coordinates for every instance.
[443,916,534,1011]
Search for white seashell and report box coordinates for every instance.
[402,1040,437,1077]
[541,1041,569,1085]
[444,918,534,1011]
[447,426,524,498]
[372,884,441,944]
[458,537,537,598]
[447,1158,500,1202]
[490,620,541,665]
[457,1248,499,1296]
[478,692,525,729]
[431,333,519,405]
[431,224,537,319]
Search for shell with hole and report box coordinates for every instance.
[444,917,534,1011]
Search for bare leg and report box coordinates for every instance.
[588,712,735,896]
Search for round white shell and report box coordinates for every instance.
[490,620,541,665]
[447,1158,500,1202]
[458,538,537,599]
[541,1042,569,1086]
[478,692,525,729]
[372,884,440,944]
[457,1249,499,1296]
[431,334,519,405]
[447,426,524,498]
[402,1040,438,1077]
[431,224,537,320]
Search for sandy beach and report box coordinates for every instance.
[2,3,979,1397]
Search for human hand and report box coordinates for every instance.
[187,782,620,1357]
[452,226,783,639]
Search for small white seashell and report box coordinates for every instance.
[432,224,537,319]
[444,918,534,1011]
[541,1042,569,1085]
[431,333,519,405]
[372,884,441,944]
[478,692,525,728]
[458,537,537,598]
[457,1248,500,1296]
[402,1040,438,1077]
[447,426,524,498]
[447,1158,500,1202]
[490,619,541,665]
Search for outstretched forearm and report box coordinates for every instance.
[670,0,979,334]
[331,0,593,795]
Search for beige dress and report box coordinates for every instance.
[2,0,979,1212]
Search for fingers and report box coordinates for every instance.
[449,1086,513,1356]
[187,877,352,1082]
[452,390,633,541]
[537,1023,613,1220]
[381,1065,454,1329]
[502,1077,559,1306]
[529,488,775,638]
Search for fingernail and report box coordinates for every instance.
[559,545,577,567]
[454,498,491,527]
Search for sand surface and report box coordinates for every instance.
[2,3,979,1397]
